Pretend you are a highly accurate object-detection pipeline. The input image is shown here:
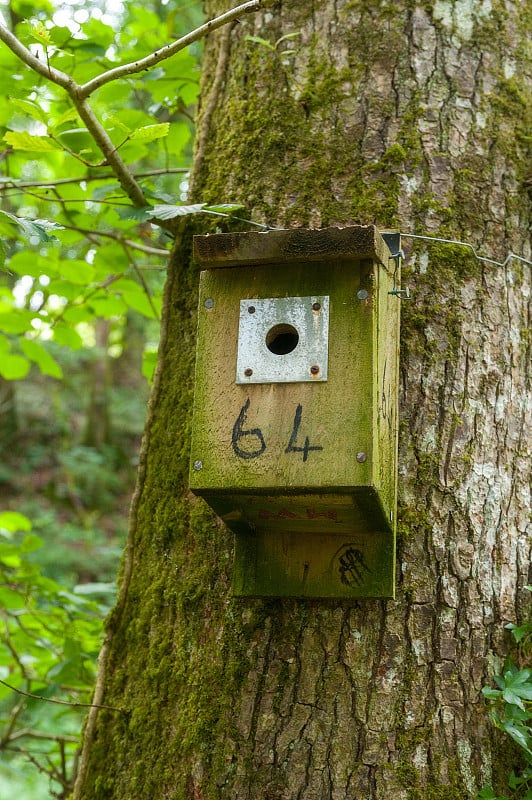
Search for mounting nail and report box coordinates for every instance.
[204,298,214,309]
[193,460,203,471]
[356,452,367,463]
[357,289,369,300]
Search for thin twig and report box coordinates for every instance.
[77,1,264,98]
[58,223,170,255]
[122,244,161,320]
[0,679,125,713]
[9,728,79,744]
[0,168,188,192]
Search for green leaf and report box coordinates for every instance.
[20,533,44,553]
[245,35,275,50]
[88,295,128,318]
[147,203,205,220]
[4,131,62,152]
[91,183,123,201]
[48,107,79,132]
[115,206,152,222]
[7,251,51,278]
[118,281,160,319]
[17,217,64,243]
[204,203,245,214]
[0,309,36,334]
[105,114,131,136]
[20,339,63,379]
[142,349,158,383]
[482,687,501,700]
[505,622,531,644]
[48,25,73,48]
[9,98,48,124]
[52,322,83,350]
[503,722,532,755]
[57,259,95,285]
[0,511,32,535]
[475,787,505,800]
[0,352,30,379]
[130,123,170,143]
[27,21,53,46]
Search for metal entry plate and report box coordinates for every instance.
[236,296,329,384]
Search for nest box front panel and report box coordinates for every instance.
[190,260,375,498]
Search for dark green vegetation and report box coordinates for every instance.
[477,592,532,800]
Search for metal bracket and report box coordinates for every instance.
[382,231,411,300]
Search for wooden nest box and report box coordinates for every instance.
[189,225,401,599]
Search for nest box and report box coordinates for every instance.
[189,225,401,599]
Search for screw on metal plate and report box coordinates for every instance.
[357,289,369,301]
[248,305,256,314]
[356,452,367,463]
[204,298,214,309]
[312,302,321,311]
[193,460,203,471]
[310,365,320,375]
[244,368,253,377]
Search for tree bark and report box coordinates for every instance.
[74,2,531,799]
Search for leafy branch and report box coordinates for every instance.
[0,0,265,212]
[476,587,532,800]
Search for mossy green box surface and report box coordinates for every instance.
[190,225,400,599]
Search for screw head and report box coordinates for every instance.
[204,298,214,309]
[244,368,253,377]
[248,305,256,314]
[357,289,369,301]
[356,452,367,463]
[193,460,203,471]
[310,365,320,375]
[312,302,321,311]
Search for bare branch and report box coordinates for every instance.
[0,24,73,91]
[9,728,79,744]
[58,223,171,256]
[75,99,146,207]
[0,679,126,713]
[0,168,188,191]
[78,0,265,98]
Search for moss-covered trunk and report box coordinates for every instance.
[74,2,531,798]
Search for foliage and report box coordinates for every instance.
[477,587,532,800]
[0,509,113,799]
[0,0,206,382]
[0,1,217,796]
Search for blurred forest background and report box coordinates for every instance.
[0,0,204,796]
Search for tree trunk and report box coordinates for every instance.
[74,2,531,799]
